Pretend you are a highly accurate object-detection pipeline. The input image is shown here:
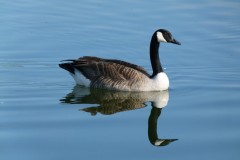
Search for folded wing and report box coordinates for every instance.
[73,56,150,90]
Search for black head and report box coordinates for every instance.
[155,29,181,45]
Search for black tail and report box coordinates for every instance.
[59,63,75,74]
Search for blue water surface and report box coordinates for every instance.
[1,0,240,160]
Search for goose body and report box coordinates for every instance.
[59,29,180,91]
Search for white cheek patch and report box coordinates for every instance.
[157,32,167,43]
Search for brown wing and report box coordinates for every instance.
[74,56,150,79]
[73,56,150,90]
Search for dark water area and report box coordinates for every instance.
[1,0,240,160]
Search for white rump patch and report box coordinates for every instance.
[157,32,167,43]
[71,69,90,87]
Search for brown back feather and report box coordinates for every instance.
[74,56,150,80]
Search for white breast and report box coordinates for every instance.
[136,72,169,91]
[151,72,169,91]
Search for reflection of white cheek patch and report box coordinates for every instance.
[155,140,165,146]
[157,32,167,42]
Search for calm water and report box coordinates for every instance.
[1,0,240,160]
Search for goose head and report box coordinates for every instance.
[155,29,181,45]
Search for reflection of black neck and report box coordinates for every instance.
[150,35,163,77]
[148,106,162,145]
[148,105,178,147]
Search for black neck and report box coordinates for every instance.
[150,36,163,77]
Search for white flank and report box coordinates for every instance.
[70,69,90,87]
[156,32,167,43]
[70,70,169,91]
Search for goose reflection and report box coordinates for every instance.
[60,85,177,146]
[148,106,178,146]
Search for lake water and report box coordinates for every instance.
[1,0,240,159]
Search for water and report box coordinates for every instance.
[1,0,240,159]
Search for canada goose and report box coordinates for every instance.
[59,29,181,91]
